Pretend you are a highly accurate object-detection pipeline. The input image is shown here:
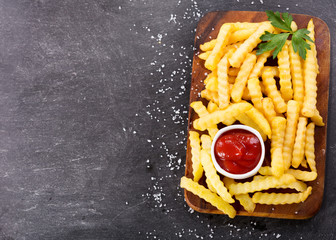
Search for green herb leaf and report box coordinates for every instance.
[257,11,315,60]
[257,32,290,59]
[266,10,292,32]
[291,29,313,60]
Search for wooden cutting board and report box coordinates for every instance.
[184,11,330,219]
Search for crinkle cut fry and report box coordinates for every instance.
[252,186,312,204]
[190,101,208,118]
[223,177,256,213]
[245,107,272,139]
[234,112,267,141]
[249,51,272,79]
[248,77,264,113]
[288,40,304,108]
[302,19,318,117]
[262,97,277,125]
[217,52,231,109]
[278,41,293,101]
[201,89,219,106]
[262,68,287,113]
[292,117,308,168]
[283,100,300,170]
[259,166,317,181]
[180,177,236,218]
[229,22,274,68]
[189,131,203,182]
[200,150,234,203]
[305,122,317,172]
[228,174,296,195]
[193,102,253,131]
[205,24,233,71]
[231,53,257,102]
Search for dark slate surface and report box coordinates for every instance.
[0,0,335,239]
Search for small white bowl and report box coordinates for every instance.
[211,124,265,180]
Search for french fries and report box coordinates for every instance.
[302,20,318,117]
[231,53,257,102]
[189,131,203,182]
[229,22,274,68]
[278,41,293,101]
[181,17,324,218]
[205,24,233,70]
[283,100,300,170]
[252,186,312,205]
[292,117,308,168]
[200,150,234,203]
[181,177,236,218]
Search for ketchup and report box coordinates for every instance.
[214,129,261,174]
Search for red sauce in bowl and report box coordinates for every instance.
[214,129,262,174]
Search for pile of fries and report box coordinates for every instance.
[181,19,324,218]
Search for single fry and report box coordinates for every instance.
[180,177,236,218]
[229,22,274,68]
[262,97,277,125]
[201,89,219,106]
[301,159,308,168]
[231,53,257,102]
[245,107,272,139]
[204,71,217,85]
[208,127,219,140]
[258,166,273,176]
[232,22,264,31]
[311,109,324,126]
[200,150,235,203]
[228,28,258,44]
[305,122,317,172]
[193,102,253,131]
[286,169,317,181]
[201,134,212,154]
[248,77,263,112]
[262,68,287,113]
[198,51,211,60]
[261,66,279,78]
[271,148,284,177]
[249,51,272,79]
[189,131,203,182]
[205,73,218,92]
[217,53,231,109]
[206,178,217,193]
[190,101,209,118]
[200,39,217,51]
[235,194,256,213]
[205,24,233,70]
[253,175,308,192]
[302,19,318,117]
[270,116,286,154]
[278,41,293,101]
[288,40,304,108]
[292,117,308,168]
[207,101,219,113]
[242,86,251,101]
[228,174,295,195]
[252,186,312,205]
[283,100,300,170]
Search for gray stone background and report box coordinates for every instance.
[0,0,335,239]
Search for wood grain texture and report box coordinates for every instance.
[184,11,330,219]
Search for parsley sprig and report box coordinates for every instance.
[257,11,313,60]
